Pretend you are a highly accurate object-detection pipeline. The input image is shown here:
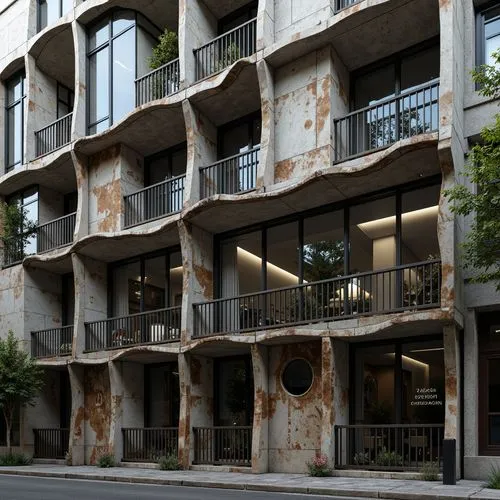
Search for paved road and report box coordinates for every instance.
[0,475,339,500]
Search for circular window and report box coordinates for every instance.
[281,359,313,396]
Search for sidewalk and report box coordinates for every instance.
[0,465,497,499]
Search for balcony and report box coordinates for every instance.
[34,113,73,158]
[31,325,73,358]
[123,174,186,228]
[135,59,180,107]
[334,80,439,162]
[200,147,259,198]
[84,306,181,352]
[193,260,441,338]
[122,427,178,462]
[193,426,252,466]
[194,18,257,80]
[334,424,444,471]
[334,0,362,13]
[33,428,69,459]
[2,212,76,267]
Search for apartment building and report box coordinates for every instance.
[0,0,497,479]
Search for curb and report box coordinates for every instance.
[0,469,485,500]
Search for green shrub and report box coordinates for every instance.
[0,453,33,466]
[486,467,500,489]
[96,453,115,468]
[375,448,403,467]
[149,29,179,70]
[158,453,181,471]
[353,452,370,466]
[306,454,332,477]
[420,461,439,481]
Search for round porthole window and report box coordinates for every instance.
[281,359,313,396]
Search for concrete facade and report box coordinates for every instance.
[0,0,497,480]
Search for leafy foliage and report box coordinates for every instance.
[96,453,115,468]
[0,331,44,450]
[374,448,403,467]
[0,452,33,466]
[303,241,344,283]
[306,454,332,477]
[0,202,37,264]
[158,453,181,471]
[420,461,439,481]
[444,49,500,289]
[486,466,500,489]
[149,29,179,70]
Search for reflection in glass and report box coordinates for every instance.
[112,28,136,123]
[89,48,109,127]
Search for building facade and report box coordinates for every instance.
[0,0,497,479]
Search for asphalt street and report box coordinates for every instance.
[0,475,340,500]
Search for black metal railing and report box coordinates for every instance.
[334,0,362,12]
[2,237,27,267]
[124,174,185,228]
[200,147,260,198]
[135,58,180,106]
[36,212,76,253]
[31,325,73,358]
[334,424,444,471]
[194,18,257,80]
[122,427,178,462]
[35,112,72,158]
[334,79,439,162]
[193,260,441,338]
[33,428,69,459]
[193,426,252,466]
[85,306,181,352]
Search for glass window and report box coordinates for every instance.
[113,260,141,316]
[282,359,313,396]
[146,146,187,186]
[401,46,440,92]
[89,47,109,129]
[112,10,135,36]
[267,222,299,289]
[482,6,500,66]
[488,359,500,445]
[38,0,73,31]
[6,73,25,171]
[88,17,109,51]
[147,363,180,427]
[354,64,395,109]
[219,114,261,158]
[57,83,74,118]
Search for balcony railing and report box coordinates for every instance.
[31,325,73,358]
[135,58,180,106]
[85,306,181,352]
[122,427,178,462]
[36,212,76,253]
[193,260,441,338]
[200,146,260,198]
[334,79,440,162]
[334,424,444,471]
[33,428,69,459]
[334,0,362,12]
[193,426,252,466]
[194,18,257,80]
[35,112,73,158]
[124,174,185,228]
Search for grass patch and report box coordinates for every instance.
[486,467,500,489]
[420,461,439,481]
[0,453,33,466]
[158,454,181,471]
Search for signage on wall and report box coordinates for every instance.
[410,387,443,406]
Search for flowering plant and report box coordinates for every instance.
[306,453,332,477]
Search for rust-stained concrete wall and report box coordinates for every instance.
[268,340,322,472]
[273,48,335,184]
[83,364,111,464]
[0,266,24,341]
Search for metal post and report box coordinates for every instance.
[443,439,456,485]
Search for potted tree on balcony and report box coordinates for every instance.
[148,29,179,100]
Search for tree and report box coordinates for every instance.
[0,331,44,450]
[444,49,500,290]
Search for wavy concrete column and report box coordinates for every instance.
[256,60,274,190]
[444,323,461,477]
[179,220,213,343]
[24,53,36,162]
[68,363,85,465]
[71,253,86,356]
[182,99,217,207]
[71,20,86,140]
[251,344,269,473]
[178,352,214,468]
[256,0,274,51]
[179,0,217,87]
[321,338,348,463]
[71,150,89,241]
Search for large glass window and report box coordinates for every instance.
[87,10,160,134]
[38,0,72,32]
[146,144,187,186]
[478,5,500,67]
[5,72,25,172]
[146,363,180,427]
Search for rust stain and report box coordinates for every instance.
[439,0,450,7]
[304,119,313,130]
[306,82,317,97]
[274,158,294,183]
[84,365,111,445]
[193,264,213,299]
[316,77,331,133]
[92,178,122,232]
[73,407,85,439]
[28,100,36,112]
[446,372,457,398]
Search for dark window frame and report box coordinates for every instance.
[145,142,187,186]
[5,71,26,173]
[214,175,441,299]
[217,1,258,35]
[108,245,181,317]
[86,8,161,134]
[476,2,500,67]
[217,110,261,159]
